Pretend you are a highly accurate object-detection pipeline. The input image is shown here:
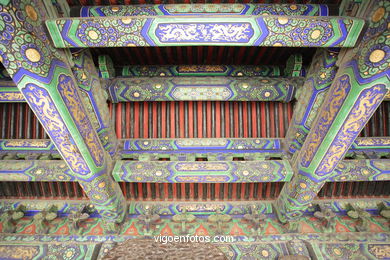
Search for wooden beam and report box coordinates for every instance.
[46,16,364,48]
[285,49,339,157]
[121,64,280,77]
[0,158,388,183]
[275,1,389,222]
[121,138,284,160]
[0,160,75,182]
[0,0,126,223]
[1,137,387,159]
[329,159,390,182]
[350,137,390,153]
[0,80,24,102]
[108,77,298,102]
[112,160,293,183]
[76,4,329,17]
[71,50,118,157]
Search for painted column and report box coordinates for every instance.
[285,49,339,161]
[71,50,118,158]
[0,0,125,222]
[276,0,390,222]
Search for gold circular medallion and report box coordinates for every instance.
[278,17,288,25]
[369,49,385,63]
[261,250,269,257]
[372,7,385,23]
[264,92,271,97]
[310,29,321,40]
[25,48,41,62]
[25,5,38,21]
[333,248,342,255]
[133,92,140,97]
[121,18,132,24]
[88,30,99,40]
[98,182,106,188]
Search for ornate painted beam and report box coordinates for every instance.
[107,77,298,102]
[76,4,329,17]
[275,0,390,222]
[45,16,364,48]
[285,49,339,158]
[121,138,284,160]
[1,158,388,183]
[1,199,388,216]
[284,54,304,77]
[0,243,100,259]
[112,160,293,183]
[329,159,390,181]
[71,50,118,157]
[0,80,24,102]
[0,160,75,182]
[0,138,386,160]
[122,65,280,77]
[99,55,115,79]
[0,0,126,223]
[348,137,390,158]
[0,139,60,159]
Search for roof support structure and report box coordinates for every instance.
[75,4,330,17]
[275,0,390,222]
[45,15,365,48]
[285,49,339,159]
[0,0,125,223]
[71,50,118,157]
[108,77,298,102]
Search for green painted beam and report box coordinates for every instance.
[2,158,388,183]
[76,4,330,17]
[329,159,390,182]
[0,160,75,182]
[1,138,388,160]
[45,16,364,48]
[275,1,390,222]
[112,160,293,183]
[285,49,339,158]
[350,137,390,151]
[121,65,280,77]
[108,77,298,102]
[0,80,24,102]
[0,0,126,223]
[121,138,285,160]
[0,242,100,259]
[71,50,118,157]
